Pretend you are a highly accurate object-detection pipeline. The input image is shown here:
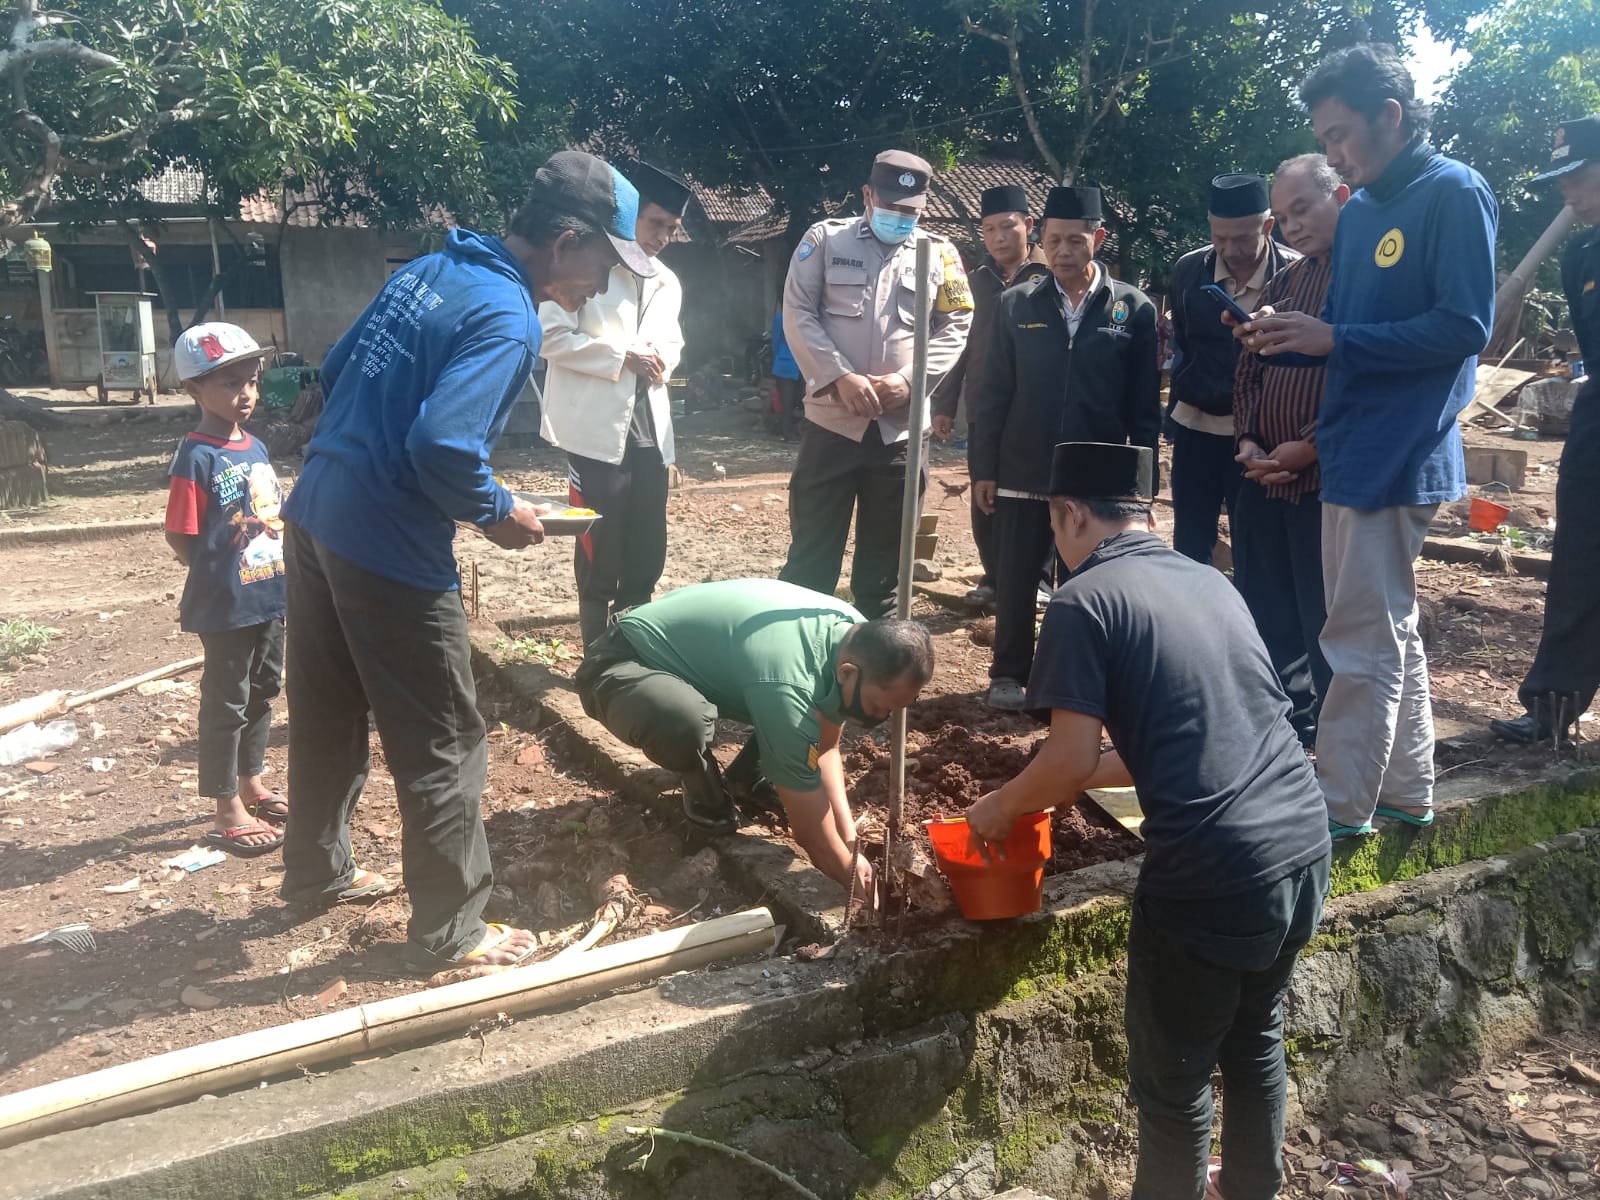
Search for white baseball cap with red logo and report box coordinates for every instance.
[174,322,270,381]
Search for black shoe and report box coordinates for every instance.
[1489,713,1571,745]
[679,756,738,835]
[727,774,786,820]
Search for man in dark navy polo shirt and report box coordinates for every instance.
[966,441,1330,1200]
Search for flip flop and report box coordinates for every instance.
[455,922,537,967]
[335,869,395,903]
[246,794,289,826]
[1375,805,1434,827]
[1329,819,1375,841]
[206,823,284,858]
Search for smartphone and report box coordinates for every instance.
[1200,282,1255,325]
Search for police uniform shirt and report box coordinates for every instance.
[781,215,974,444]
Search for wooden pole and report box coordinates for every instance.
[1,656,206,736]
[886,240,933,872]
[0,907,776,1148]
[1488,205,1576,357]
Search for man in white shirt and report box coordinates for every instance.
[540,163,690,650]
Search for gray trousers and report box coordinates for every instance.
[280,523,494,967]
[1314,502,1438,827]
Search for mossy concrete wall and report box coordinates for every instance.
[302,824,1600,1200]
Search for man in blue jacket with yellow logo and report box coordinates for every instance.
[1240,44,1497,840]
[281,151,657,971]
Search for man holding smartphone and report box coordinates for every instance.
[1240,45,1496,839]
[1167,174,1299,564]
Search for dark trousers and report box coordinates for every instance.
[1232,483,1331,746]
[1126,855,1330,1200]
[196,619,284,799]
[991,496,1059,683]
[575,625,717,774]
[569,441,670,611]
[1171,422,1244,564]
[280,523,493,967]
[970,483,996,590]
[1520,402,1600,725]
[776,376,806,440]
[779,419,926,619]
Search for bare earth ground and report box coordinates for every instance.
[0,389,1595,1191]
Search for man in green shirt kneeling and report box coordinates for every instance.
[575,579,933,902]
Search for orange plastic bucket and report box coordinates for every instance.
[1468,497,1511,532]
[925,812,1052,920]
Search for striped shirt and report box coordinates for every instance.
[1233,254,1332,502]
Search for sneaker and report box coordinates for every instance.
[679,756,738,835]
[986,678,1027,710]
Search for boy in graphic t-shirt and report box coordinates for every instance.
[163,323,288,856]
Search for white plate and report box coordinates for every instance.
[512,492,602,536]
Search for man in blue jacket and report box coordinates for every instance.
[1241,44,1497,839]
[281,151,657,971]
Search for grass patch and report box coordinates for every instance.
[494,634,574,667]
[0,617,56,667]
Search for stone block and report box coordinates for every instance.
[1463,446,1527,489]
[1359,926,1442,1025]
[1284,950,1354,1038]
[1443,893,1521,981]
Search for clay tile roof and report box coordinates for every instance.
[922,158,1057,228]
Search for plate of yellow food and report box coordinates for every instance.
[511,492,603,536]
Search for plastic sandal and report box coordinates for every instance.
[246,794,289,826]
[1329,819,1375,841]
[335,869,394,902]
[1374,805,1434,827]
[205,823,284,858]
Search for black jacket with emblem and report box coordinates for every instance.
[933,247,1052,421]
[1167,240,1299,416]
[971,269,1162,495]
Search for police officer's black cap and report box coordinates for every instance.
[980,185,1030,218]
[1532,115,1600,185]
[870,150,932,210]
[1042,186,1102,222]
[1209,173,1271,218]
[629,162,694,218]
[1048,443,1154,502]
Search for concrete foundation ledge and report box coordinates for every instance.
[4,813,1595,1200]
[0,517,161,548]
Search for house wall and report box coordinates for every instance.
[279,227,394,366]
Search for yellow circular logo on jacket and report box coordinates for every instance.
[1374,228,1405,268]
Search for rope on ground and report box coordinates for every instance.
[624,1126,823,1200]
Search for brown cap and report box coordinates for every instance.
[870,150,932,210]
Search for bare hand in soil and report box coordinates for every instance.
[484,500,546,550]
[852,856,879,913]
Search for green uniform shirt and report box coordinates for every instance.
[616,579,863,790]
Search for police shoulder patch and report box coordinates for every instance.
[1111,298,1130,325]
[797,240,816,261]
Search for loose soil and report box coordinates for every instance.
[2,393,1594,1103]
[0,594,754,1097]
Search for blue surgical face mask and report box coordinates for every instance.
[869,206,918,245]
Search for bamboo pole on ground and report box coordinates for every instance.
[0,655,205,735]
[0,907,776,1149]
[885,239,934,895]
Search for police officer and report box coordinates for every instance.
[779,150,974,618]
[971,185,1162,710]
[932,184,1052,609]
[1491,115,1600,744]
[1167,173,1299,564]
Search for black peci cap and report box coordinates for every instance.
[1042,186,1103,222]
[870,150,932,209]
[528,151,657,278]
[1209,173,1271,218]
[1532,115,1600,185]
[980,185,1029,217]
[629,162,694,218]
[1048,442,1154,502]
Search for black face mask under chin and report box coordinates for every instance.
[839,672,888,729]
